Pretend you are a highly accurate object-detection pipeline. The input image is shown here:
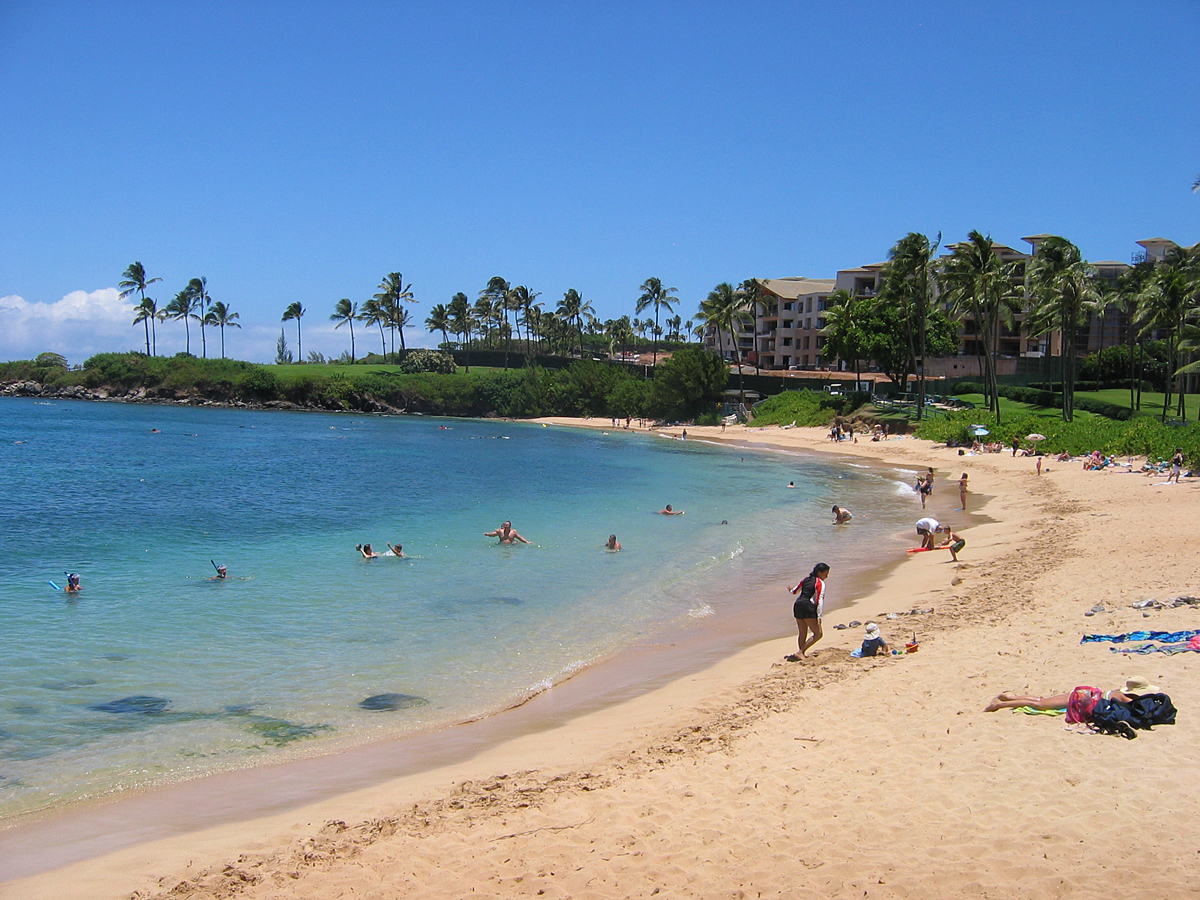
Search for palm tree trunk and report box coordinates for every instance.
[350,319,355,362]
[220,324,226,359]
[296,320,302,361]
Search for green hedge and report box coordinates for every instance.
[749,390,871,427]
[949,381,1134,420]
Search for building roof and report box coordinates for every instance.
[1021,234,1055,242]
[758,277,836,300]
[1136,238,1177,247]
[1092,260,1128,268]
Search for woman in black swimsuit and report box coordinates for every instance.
[787,563,830,660]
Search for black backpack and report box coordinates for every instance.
[1090,693,1177,739]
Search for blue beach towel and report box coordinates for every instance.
[1081,630,1200,645]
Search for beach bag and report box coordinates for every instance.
[1090,693,1176,739]
[1065,686,1102,724]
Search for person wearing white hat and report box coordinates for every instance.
[859,622,889,657]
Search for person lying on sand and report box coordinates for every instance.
[659,504,684,516]
[984,677,1159,712]
[485,521,531,544]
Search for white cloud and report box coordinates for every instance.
[0,289,438,366]
[0,289,138,365]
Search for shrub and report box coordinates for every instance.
[236,367,280,400]
[400,349,457,375]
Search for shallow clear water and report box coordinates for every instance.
[0,398,918,818]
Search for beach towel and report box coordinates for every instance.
[1110,643,1200,655]
[1080,630,1200,645]
[1014,706,1064,716]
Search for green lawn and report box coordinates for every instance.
[1076,388,1200,421]
[948,394,1099,421]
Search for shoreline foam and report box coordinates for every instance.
[5,421,1199,899]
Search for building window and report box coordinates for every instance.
[805,318,812,330]
[782,319,792,329]
[816,337,825,348]
[818,298,827,311]
[783,302,794,311]
[815,355,822,367]
[782,356,791,367]
[783,337,792,347]
[802,336,810,349]
[805,298,812,313]
[802,355,809,366]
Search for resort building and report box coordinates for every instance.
[705,235,1183,377]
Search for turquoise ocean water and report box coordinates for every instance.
[0,398,919,821]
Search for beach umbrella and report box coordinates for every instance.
[1026,433,1047,441]
[972,427,990,436]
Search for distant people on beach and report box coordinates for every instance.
[786,563,829,660]
[605,534,621,551]
[832,505,852,524]
[659,504,684,516]
[915,516,945,550]
[1168,448,1184,483]
[917,471,933,508]
[681,429,687,441]
[957,473,969,511]
[1011,437,1020,457]
[356,543,379,558]
[387,543,404,557]
[485,521,531,544]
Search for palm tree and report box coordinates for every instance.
[878,232,940,417]
[479,277,511,366]
[557,289,584,357]
[331,299,358,362]
[739,279,767,374]
[448,292,472,370]
[635,277,678,369]
[509,285,540,354]
[119,262,163,355]
[358,298,388,359]
[1026,236,1098,422]
[165,287,197,355]
[374,273,415,357]
[425,303,451,349]
[1138,245,1199,420]
[282,301,306,361]
[704,282,748,408]
[132,298,161,356]
[188,277,211,358]
[939,231,1023,421]
[820,289,874,392]
[203,301,240,359]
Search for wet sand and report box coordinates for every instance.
[4,421,1199,899]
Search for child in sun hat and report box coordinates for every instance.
[851,622,889,658]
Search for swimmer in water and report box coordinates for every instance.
[356,543,379,558]
[605,534,621,551]
[387,542,404,557]
[832,505,852,524]
[484,521,531,544]
[209,564,228,580]
[65,572,82,592]
[659,504,684,516]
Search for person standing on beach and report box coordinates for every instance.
[485,521,531,544]
[917,471,932,508]
[786,563,829,660]
[1168,448,1184,483]
[1012,437,1020,457]
[957,473,969,511]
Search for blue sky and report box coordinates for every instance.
[1,1,1197,364]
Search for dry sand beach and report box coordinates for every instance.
[5,420,1200,899]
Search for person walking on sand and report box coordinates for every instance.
[786,563,829,660]
[485,521,531,544]
[957,472,969,511]
[1036,456,1042,476]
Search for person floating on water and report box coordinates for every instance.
[659,504,684,516]
[485,521,531,544]
[605,534,621,551]
[209,564,228,580]
[356,543,379,558]
[387,542,404,557]
[64,572,81,593]
[832,505,852,524]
